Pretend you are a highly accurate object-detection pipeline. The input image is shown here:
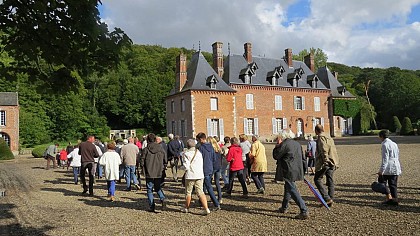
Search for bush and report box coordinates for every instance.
[400,117,414,135]
[0,139,14,160]
[32,145,49,158]
[390,116,402,133]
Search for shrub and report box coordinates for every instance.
[400,117,414,135]
[32,145,49,158]
[0,139,14,160]
[390,116,402,133]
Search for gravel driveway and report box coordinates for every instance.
[1,136,419,235]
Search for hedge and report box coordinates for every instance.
[333,99,360,118]
[0,138,14,160]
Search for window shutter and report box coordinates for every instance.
[283,117,288,129]
[254,118,259,135]
[184,120,187,137]
[272,118,277,134]
[321,117,325,127]
[302,96,305,110]
[207,119,212,136]
[275,95,282,110]
[244,118,249,135]
[219,119,224,139]
[279,96,282,110]
[348,117,353,135]
[293,96,297,110]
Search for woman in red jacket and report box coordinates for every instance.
[224,137,248,197]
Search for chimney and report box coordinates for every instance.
[284,48,293,67]
[175,53,187,92]
[304,53,315,72]
[212,42,224,77]
[333,71,338,79]
[243,42,252,63]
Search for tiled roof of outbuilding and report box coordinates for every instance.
[0,92,18,106]
[317,66,355,98]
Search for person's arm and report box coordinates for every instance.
[378,143,389,175]
[182,152,190,170]
[99,154,106,166]
[250,143,257,158]
[226,148,234,162]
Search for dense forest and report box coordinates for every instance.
[0,1,419,147]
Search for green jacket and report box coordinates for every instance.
[315,134,339,172]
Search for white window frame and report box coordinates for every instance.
[181,99,185,112]
[0,132,10,147]
[244,118,259,135]
[272,118,284,134]
[314,97,320,112]
[246,94,254,110]
[0,110,5,126]
[171,101,175,113]
[275,95,282,110]
[210,82,216,89]
[294,96,305,110]
[210,97,218,111]
[244,75,251,84]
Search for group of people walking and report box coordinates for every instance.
[44,124,402,219]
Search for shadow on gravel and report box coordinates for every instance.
[0,203,54,235]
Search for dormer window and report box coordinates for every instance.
[296,67,304,76]
[240,63,258,84]
[293,79,298,87]
[337,86,346,96]
[267,68,281,85]
[307,74,319,88]
[287,73,301,87]
[206,75,218,89]
[244,74,251,84]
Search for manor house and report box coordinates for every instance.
[0,92,19,154]
[166,42,355,141]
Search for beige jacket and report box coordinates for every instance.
[315,134,339,171]
[250,140,268,172]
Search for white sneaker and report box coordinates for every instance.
[203,208,211,215]
[181,208,189,213]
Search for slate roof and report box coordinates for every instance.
[0,92,18,106]
[317,66,355,98]
[223,54,329,90]
[169,51,235,95]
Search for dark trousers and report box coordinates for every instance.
[80,162,94,194]
[282,180,307,214]
[380,175,398,199]
[227,169,248,195]
[251,172,265,190]
[314,166,335,201]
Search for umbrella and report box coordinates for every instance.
[304,178,330,210]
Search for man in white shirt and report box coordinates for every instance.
[377,129,402,206]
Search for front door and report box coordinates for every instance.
[297,119,304,137]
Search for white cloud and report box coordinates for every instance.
[101,0,420,69]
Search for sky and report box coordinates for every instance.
[100,0,420,70]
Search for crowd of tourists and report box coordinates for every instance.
[43,125,402,219]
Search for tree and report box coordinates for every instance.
[0,0,132,77]
[400,117,413,135]
[293,47,328,71]
[389,116,402,133]
[0,138,14,160]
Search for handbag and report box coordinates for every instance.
[305,150,313,158]
[182,149,198,187]
[371,175,387,194]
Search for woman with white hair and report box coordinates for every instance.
[181,139,211,215]
[273,129,308,220]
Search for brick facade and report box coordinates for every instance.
[0,92,19,155]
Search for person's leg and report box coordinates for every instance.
[97,163,103,179]
[124,165,132,190]
[325,167,335,200]
[80,164,88,193]
[221,163,229,186]
[242,161,249,181]
[185,180,194,210]
[387,175,398,200]
[110,180,116,198]
[237,169,248,195]
[92,163,97,180]
[145,178,155,211]
[73,167,79,184]
[130,166,139,185]
[204,175,220,207]
[46,157,51,170]
[251,172,262,190]
[281,180,292,210]
[314,168,331,201]
[227,171,236,195]
[287,181,308,214]
[87,163,94,195]
[107,181,111,196]
[213,170,222,202]
[119,164,125,182]
[259,173,265,189]
[195,179,209,211]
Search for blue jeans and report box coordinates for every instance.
[227,169,248,195]
[251,172,265,190]
[125,165,139,189]
[221,163,229,185]
[119,164,125,180]
[97,163,103,178]
[282,180,307,214]
[146,178,165,209]
[213,169,222,201]
[107,180,116,196]
[204,174,220,207]
[314,166,335,201]
[72,167,80,184]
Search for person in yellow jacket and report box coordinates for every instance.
[249,136,268,194]
[314,124,339,207]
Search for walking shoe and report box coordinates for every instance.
[203,208,211,215]
[382,199,398,206]
[294,213,309,220]
[257,188,265,194]
[219,199,223,204]
[82,190,88,194]
[246,178,251,185]
[134,184,141,190]
[223,193,232,198]
[181,208,189,213]
[161,199,167,209]
[213,206,221,211]
[242,193,249,199]
[278,208,288,214]
[110,196,115,202]
[326,199,334,207]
